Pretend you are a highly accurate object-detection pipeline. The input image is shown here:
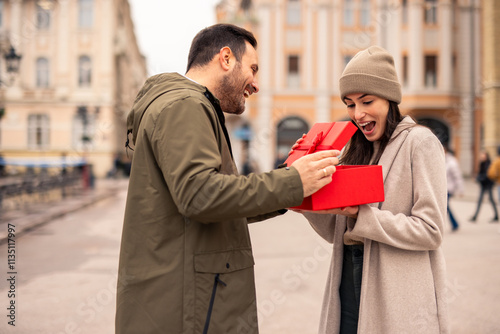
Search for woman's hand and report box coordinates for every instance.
[288,134,307,156]
[297,206,359,218]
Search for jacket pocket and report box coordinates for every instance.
[193,249,257,334]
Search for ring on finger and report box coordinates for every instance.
[322,168,327,177]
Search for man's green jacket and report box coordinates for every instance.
[115,73,304,334]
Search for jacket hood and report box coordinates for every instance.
[126,72,207,145]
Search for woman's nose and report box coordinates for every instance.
[354,108,365,120]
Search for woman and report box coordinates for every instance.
[296,46,449,333]
[471,150,498,222]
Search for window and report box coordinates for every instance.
[360,0,371,27]
[72,106,95,149]
[78,55,92,87]
[287,55,300,88]
[402,55,408,86]
[0,1,4,27]
[425,55,437,87]
[424,0,438,25]
[36,3,51,30]
[451,0,457,26]
[452,54,457,89]
[78,0,93,28]
[402,0,408,25]
[28,114,50,150]
[286,0,301,25]
[343,0,354,26]
[36,57,50,88]
[344,55,353,68]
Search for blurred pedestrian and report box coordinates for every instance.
[487,145,500,224]
[445,145,463,231]
[0,154,5,177]
[115,23,340,334]
[470,150,498,222]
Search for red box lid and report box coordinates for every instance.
[284,122,358,166]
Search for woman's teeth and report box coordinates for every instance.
[359,121,375,132]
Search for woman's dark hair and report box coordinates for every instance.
[340,101,412,166]
[186,24,257,73]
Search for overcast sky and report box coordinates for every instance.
[128,0,221,76]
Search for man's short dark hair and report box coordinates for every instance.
[186,24,257,73]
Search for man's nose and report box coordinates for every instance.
[251,81,259,94]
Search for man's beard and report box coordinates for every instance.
[215,65,246,115]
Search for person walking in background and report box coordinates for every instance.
[445,145,464,231]
[470,150,498,222]
[115,23,340,334]
[487,146,500,223]
[293,46,449,333]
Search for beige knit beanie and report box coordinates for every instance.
[339,46,401,104]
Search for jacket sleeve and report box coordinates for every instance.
[246,209,288,224]
[352,135,447,251]
[151,97,304,223]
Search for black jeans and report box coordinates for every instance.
[339,244,364,334]
[472,183,499,219]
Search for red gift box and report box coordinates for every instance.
[284,122,385,210]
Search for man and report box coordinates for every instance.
[115,24,339,334]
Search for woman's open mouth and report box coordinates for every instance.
[359,121,376,135]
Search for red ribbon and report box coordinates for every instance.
[306,131,324,154]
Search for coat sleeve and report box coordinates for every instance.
[151,97,304,223]
[352,135,447,251]
[302,212,337,243]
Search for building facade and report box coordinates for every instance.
[0,0,147,177]
[217,0,482,176]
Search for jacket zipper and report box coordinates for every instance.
[203,273,227,334]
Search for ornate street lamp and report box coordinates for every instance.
[0,45,22,149]
[4,46,21,76]
[3,46,21,85]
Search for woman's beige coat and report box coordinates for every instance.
[305,117,449,333]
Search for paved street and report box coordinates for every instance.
[0,181,127,334]
[0,178,499,333]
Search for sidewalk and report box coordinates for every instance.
[0,178,129,243]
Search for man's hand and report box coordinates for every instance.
[291,150,340,197]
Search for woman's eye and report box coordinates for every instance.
[346,104,355,108]
[363,100,373,105]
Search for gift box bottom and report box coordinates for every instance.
[293,165,384,210]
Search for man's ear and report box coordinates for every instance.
[219,46,232,70]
